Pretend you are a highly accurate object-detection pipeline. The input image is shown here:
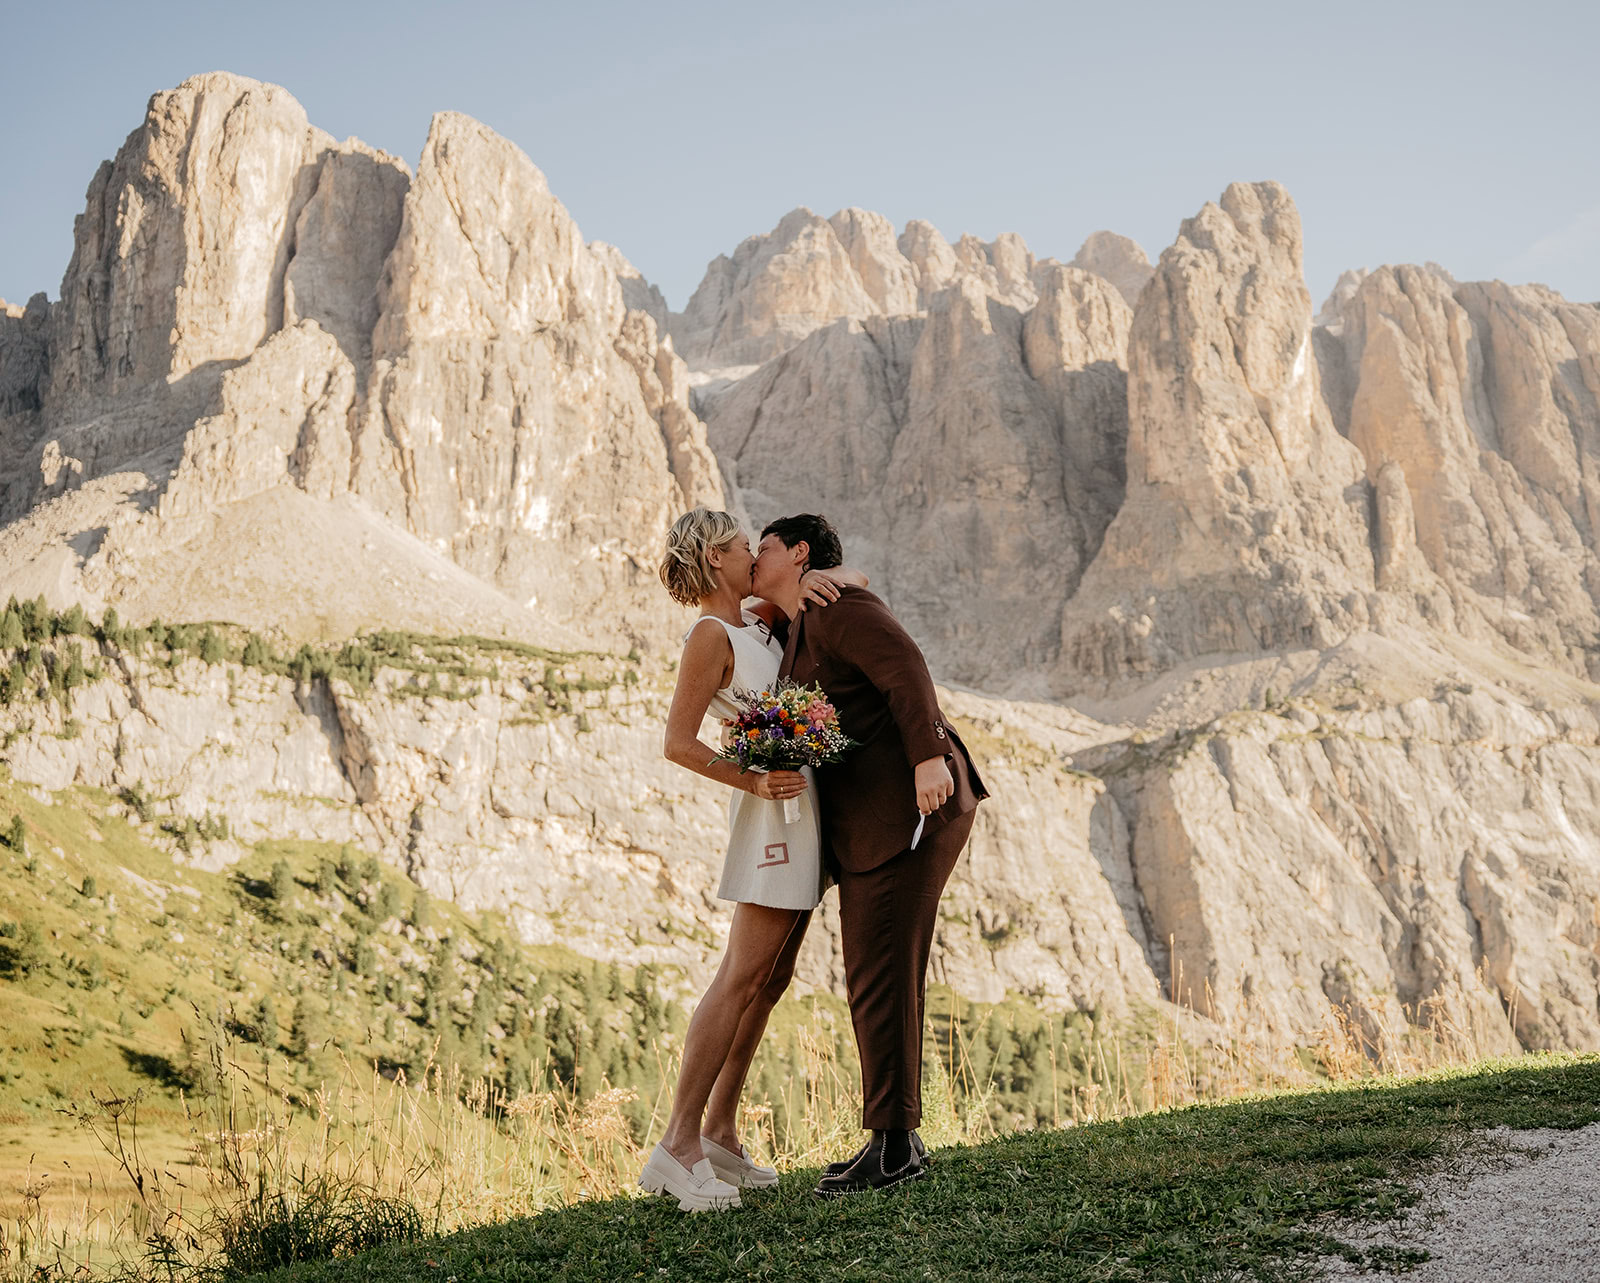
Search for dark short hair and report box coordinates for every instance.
[761,514,842,571]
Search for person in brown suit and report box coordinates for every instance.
[751,513,988,1196]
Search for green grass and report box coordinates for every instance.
[245,1054,1600,1283]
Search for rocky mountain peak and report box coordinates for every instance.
[0,73,722,648]
[1060,181,1376,676]
[1070,230,1154,307]
[674,206,1154,375]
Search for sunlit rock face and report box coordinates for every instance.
[1059,182,1379,682]
[1325,267,1600,675]
[0,73,720,649]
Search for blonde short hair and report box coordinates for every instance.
[659,507,743,606]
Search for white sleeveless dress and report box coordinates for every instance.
[693,613,827,911]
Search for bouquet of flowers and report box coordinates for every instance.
[717,679,856,822]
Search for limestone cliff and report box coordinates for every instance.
[5,624,1596,1053]
[1323,268,1600,676]
[1061,182,1377,681]
[704,266,1132,692]
[0,73,723,650]
[0,635,1155,1018]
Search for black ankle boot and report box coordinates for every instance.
[822,1130,928,1178]
[814,1129,929,1197]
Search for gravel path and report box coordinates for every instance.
[1323,1124,1600,1281]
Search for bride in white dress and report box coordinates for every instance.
[638,507,864,1211]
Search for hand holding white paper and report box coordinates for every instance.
[909,813,927,851]
[783,797,800,824]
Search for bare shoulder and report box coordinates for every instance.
[678,616,734,674]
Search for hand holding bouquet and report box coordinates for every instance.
[717,679,856,822]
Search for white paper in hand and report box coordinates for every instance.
[909,813,927,851]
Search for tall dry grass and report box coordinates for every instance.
[0,984,1520,1282]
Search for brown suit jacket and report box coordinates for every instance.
[778,586,987,874]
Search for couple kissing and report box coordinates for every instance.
[639,509,988,1208]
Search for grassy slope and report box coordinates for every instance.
[251,1055,1600,1283]
[0,771,672,1202]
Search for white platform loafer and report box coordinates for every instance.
[700,1135,780,1188]
[638,1143,742,1211]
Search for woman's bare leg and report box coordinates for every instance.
[658,903,807,1168]
[701,910,809,1151]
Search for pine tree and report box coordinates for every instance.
[199,628,226,664]
[468,985,494,1060]
[503,1047,532,1100]
[547,1002,579,1088]
[21,596,49,643]
[423,936,457,1029]
[2,655,26,704]
[592,1018,620,1090]
[0,609,23,651]
[5,815,25,855]
[253,996,279,1047]
[288,996,319,1058]
[58,603,88,636]
[14,918,47,976]
[268,859,295,903]
[581,961,604,1018]
[630,964,665,1051]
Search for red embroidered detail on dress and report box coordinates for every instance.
[760,843,790,869]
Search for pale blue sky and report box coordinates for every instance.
[3,0,1596,311]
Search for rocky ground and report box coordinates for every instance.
[1324,1124,1600,1281]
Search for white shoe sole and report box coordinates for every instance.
[639,1162,741,1212]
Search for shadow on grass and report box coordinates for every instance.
[121,1045,202,1091]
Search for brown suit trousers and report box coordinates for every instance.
[777,587,988,1131]
[840,806,977,1130]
